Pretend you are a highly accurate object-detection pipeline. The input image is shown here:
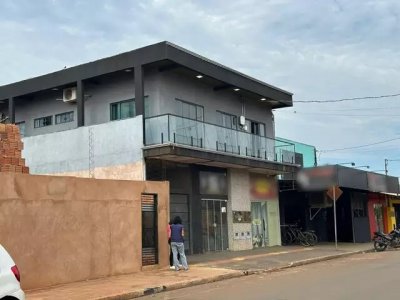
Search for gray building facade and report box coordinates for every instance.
[0,42,298,254]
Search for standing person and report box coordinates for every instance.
[170,216,189,271]
[168,220,181,269]
[168,221,174,270]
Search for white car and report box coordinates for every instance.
[0,244,25,300]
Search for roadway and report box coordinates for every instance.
[142,250,398,300]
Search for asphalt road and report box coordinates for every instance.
[142,250,399,300]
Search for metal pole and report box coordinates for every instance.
[333,187,338,250]
[384,159,388,175]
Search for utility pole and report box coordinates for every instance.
[385,159,388,175]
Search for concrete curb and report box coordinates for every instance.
[97,248,374,300]
[245,248,375,276]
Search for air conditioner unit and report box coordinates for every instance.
[63,87,77,103]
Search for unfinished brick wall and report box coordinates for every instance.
[0,124,29,174]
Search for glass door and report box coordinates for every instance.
[201,199,228,252]
[251,202,268,248]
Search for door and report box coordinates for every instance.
[141,194,158,266]
[245,120,264,157]
[170,194,191,253]
[352,194,370,243]
[202,199,228,252]
[393,204,400,227]
[251,202,268,247]
[373,203,384,232]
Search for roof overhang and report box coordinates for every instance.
[297,165,400,194]
[0,42,293,108]
[143,144,299,175]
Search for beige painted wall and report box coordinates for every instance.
[0,173,169,290]
[50,161,145,180]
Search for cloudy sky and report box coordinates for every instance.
[1,0,400,175]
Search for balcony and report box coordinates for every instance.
[144,114,297,174]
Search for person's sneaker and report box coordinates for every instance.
[169,266,175,270]
[184,268,189,271]
[175,268,180,271]
[178,264,183,268]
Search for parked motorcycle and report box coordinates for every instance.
[373,227,400,252]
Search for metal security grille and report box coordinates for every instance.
[142,194,158,266]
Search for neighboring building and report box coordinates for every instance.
[280,163,400,243]
[0,41,298,254]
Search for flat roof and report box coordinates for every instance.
[0,41,293,108]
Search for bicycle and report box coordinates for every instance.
[281,224,318,247]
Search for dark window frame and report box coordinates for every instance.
[55,111,74,124]
[245,118,266,137]
[175,98,204,121]
[110,98,136,121]
[34,116,53,128]
[216,110,238,129]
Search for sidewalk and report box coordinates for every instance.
[26,243,373,300]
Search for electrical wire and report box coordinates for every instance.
[294,93,400,103]
[276,111,400,117]
[318,137,400,152]
[323,106,400,112]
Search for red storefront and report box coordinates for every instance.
[367,192,388,239]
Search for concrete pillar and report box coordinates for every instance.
[8,97,15,124]
[134,64,144,116]
[227,168,252,251]
[77,80,85,127]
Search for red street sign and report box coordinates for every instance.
[326,186,343,201]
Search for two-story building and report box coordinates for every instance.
[0,41,298,254]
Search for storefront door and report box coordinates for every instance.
[201,199,228,252]
[170,194,191,253]
[251,202,268,247]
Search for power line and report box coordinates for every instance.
[294,93,400,103]
[324,106,400,112]
[277,111,400,117]
[318,137,400,152]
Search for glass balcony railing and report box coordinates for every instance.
[145,114,296,165]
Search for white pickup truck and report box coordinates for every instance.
[0,244,25,300]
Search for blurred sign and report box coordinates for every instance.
[326,186,342,201]
[199,171,227,195]
[250,175,278,200]
[297,166,337,191]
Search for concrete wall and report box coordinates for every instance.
[13,66,274,139]
[0,173,169,290]
[15,90,78,137]
[227,169,253,251]
[266,200,282,246]
[22,116,144,180]
[13,69,160,137]
[154,70,275,138]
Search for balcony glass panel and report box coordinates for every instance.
[144,114,295,164]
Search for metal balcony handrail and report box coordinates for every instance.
[144,113,295,146]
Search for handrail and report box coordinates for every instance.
[145,113,294,146]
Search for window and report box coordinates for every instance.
[110,99,135,121]
[144,96,152,118]
[55,111,74,124]
[217,111,237,129]
[246,119,266,136]
[34,116,52,128]
[175,99,204,121]
[16,121,25,137]
[353,197,367,218]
